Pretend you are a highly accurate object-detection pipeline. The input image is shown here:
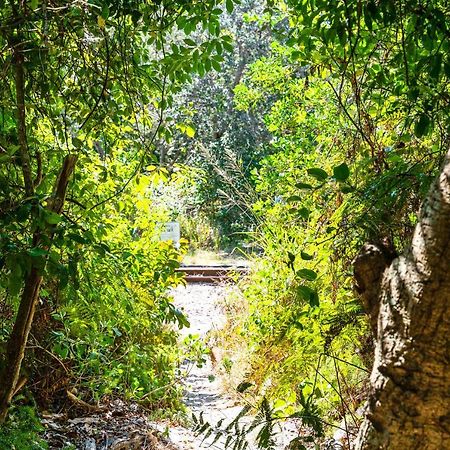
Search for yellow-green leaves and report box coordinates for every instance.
[177,123,196,138]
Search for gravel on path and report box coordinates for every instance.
[165,284,243,449]
[160,283,300,450]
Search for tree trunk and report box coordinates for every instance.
[0,155,77,424]
[353,150,450,449]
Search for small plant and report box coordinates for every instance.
[221,356,234,374]
[193,394,324,450]
[182,334,210,368]
[0,403,48,450]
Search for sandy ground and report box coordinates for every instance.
[160,284,299,450]
[166,284,243,449]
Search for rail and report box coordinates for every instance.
[176,265,250,283]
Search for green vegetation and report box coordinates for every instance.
[1,0,449,448]
[0,0,238,426]
[213,1,449,444]
[0,403,47,450]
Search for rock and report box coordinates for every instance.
[84,437,97,450]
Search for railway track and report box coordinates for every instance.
[177,264,250,283]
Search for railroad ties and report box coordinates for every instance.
[176,265,249,283]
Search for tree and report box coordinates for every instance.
[274,0,450,446]
[0,0,235,423]
[159,0,274,244]
[354,149,450,448]
[225,0,449,446]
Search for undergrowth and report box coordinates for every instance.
[0,402,47,450]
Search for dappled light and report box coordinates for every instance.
[1,1,449,449]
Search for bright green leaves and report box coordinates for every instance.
[177,123,196,138]
[185,125,196,138]
[225,0,234,14]
[282,0,450,145]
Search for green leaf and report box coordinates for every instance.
[296,285,319,307]
[28,247,48,257]
[185,125,195,138]
[72,137,83,148]
[53,343,69,359]
[296,269,317,281]
[211,59,221,71]
[300,251,313,260]
[68,233,88,244]
[333,163,350,181]
[297,207,310,219]
[307,167,328,181]
[287,195,302,203]
[295,182,313,190]
[236,381,253,393]
[309,290,320,307]
[101,5,110,19]
[44,211,63,224]
[226,0,234,13]
[222,40,234,52]
[414,114,431,138]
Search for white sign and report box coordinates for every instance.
[159,222,180,248]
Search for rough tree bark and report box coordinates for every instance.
[353,150,450,449]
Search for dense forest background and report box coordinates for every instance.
[0,0,449,449]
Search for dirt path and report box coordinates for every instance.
[161,283,299,450]
[165,284,243,449]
